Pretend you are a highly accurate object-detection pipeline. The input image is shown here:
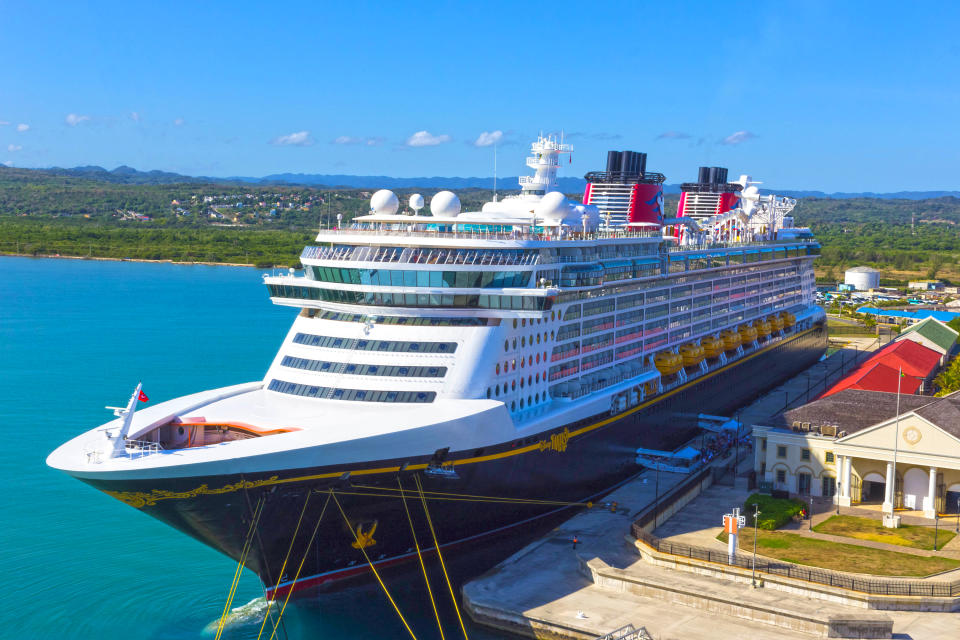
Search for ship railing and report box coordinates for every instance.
[124,439,164,458]
[317,227,662,243]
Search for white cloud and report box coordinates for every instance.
[65,113,91,126]
[271,130,315,146]
[16,123,29,132]
[656,131,691,140]
[0,121,9,126]
[720,130,757,145]
[2,160,12,167]
[7,144,22,152]
[474,130,503,147]
[406,130,451,147]
[173,117,185,126]
[130,112,141,122]
[332,135,385,146]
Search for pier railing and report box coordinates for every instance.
[629,478,960,598]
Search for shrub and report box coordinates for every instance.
[743,493,806,530]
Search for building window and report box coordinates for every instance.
[760,438,767,451]
[777,446,787,458]
[801,449,811,461]
[825,451,834,463]
[776,469,786,483]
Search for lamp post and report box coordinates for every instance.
[955,496,959,534]
[934,513,940,551]
[751,503,761,588]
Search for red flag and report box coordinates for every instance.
[138,390,149,403]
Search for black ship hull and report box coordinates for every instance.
[84,324,826,599]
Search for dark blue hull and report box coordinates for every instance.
[84,323,826,598]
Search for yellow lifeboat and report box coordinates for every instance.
[701,335,724,358]
[779,311,796,328]
[653,351,683,376]
[644,379,660,395]
[738,324,758,342]
[679,342,705,367]
[768,314,784,332]
[752,318,771,337]
[720,329,742,351]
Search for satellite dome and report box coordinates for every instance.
[534,191,569,223]
[408,193,424,214]
[430,191,461,217]
[370,189,399,215]
[742,185,760,200]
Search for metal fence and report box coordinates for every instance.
[629,497,960,598]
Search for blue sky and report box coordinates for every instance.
[2,1,958,192]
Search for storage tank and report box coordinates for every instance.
[844,266,880,291]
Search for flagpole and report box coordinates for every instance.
[892,366,902,512]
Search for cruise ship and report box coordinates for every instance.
[48,136,826,600]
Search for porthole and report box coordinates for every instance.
[535,392,540,402]
[511,359,517,370]
[513,319,518,329]
[521,319,527,327]
[552,311,556,321]
[527,395,532,406]
[520,358,525,369]
[496,384,501,395]
[520,378,525,388]
[536,353,541,364]
[551,330,555,339]
[520,398,525,409]
[528,356,533,366]
[511,401,516,411]
[521,336,526,347]
[513,338,517,349]
[536,334,541,344]
[511,380,516,391]
[496,363,501,375]
[486,387,491,399]
[504,340,509,352]
[535,373,540,383]
[528,375,532,385]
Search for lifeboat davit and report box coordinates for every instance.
[769,314,784,332]
[752,318,771,337]
[644,379,660,395]
[779,311,796,328]
[653,351,683,375]
[739,324,758,342]
[701,335,724,358]
[679,342,705,367]
[720,329,742,351]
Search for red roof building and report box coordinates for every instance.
[823,339,942,397]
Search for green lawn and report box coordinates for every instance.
[717,529,960,577]
[813,515,956,550]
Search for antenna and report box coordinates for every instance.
[493,144,497,202]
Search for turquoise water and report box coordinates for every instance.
[0,256,509,640]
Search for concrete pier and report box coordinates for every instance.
[463,344,960,639]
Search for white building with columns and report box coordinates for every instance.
[753,389,960,518]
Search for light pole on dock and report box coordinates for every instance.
[751,503,761,588]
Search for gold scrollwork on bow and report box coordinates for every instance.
[105,475,282,508]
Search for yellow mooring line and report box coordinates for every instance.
[331,490,419,640]
[266,491,333,640]
[256,491,312,640]
[215,495,265,640]
[399,476,445,640]
[415,474,469,640]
